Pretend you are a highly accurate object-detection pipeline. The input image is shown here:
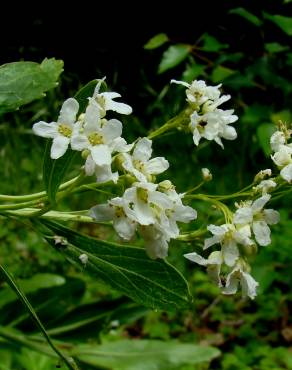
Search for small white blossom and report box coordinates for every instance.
[79,253,88,265]
[253,179,277,194]
[233,194,280,246]
[90,197,137,240]
[33,98,79,159]
[271,144,292,183]
[53,235,68,246]
[222,262,259,299]
[201,168,213,181]
[93,78,132,117]
[270,131,286,152]
[122,138,169,182]
[254,169,272,182]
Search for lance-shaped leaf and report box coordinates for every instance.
[39,220,192,311]
[0,58,63,115]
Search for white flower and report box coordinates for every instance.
[33,98,79,159]
[84,154,119,183]
[79,254,88,265]
[122,138,169,182]
[233,194,280,246]
[139,225,169,259]
[271,144,292,183]
[93,79,132,117]
[90,197,137,240]
[71,100,126,167]
[184,251,223,287]
[171,79,227,108]
[190,109,237,147]
[222,264,259,299]
[253,179,277,194]
[254,169,272,182]
[201,168,213,181]
[270,131,285,152]
[204,223,253,266]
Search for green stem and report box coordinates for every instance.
[0,198,47,211]
[0,176,81,203]
[148,110,189,140]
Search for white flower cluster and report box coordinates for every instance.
[171,79,238,148]
[90,144,197,259]
[185,194,279,299]
[270,128,292,183]
[33,78,197,259]
[33,80,132,183]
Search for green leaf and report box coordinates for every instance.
[39,220,191,311]
[0,273,65,307]
[263,13,292,36]
[144,33,169,50]
[201,34,228,52]
[265,42,289,53]
[211,66,236,83]
[73,340,220,370]
[0,263,78,370]
[158,45,190,74]
[182,62,205,82]
[256,123,276,156]
[229,8,262,26]
[43,144,77,204]
[0,58,63,115]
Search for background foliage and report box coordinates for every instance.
[1,1,292,369]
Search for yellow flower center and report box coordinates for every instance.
[88,132,104,146]
[58,124,72,138]
[115,206,125,218]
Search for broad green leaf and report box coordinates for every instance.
[0,273,65,307]
[265,42,289,53]
[263,12,292,36]
[211,66,236,83]
[158,45,190,74]
[182,62,205,82]
[73,340,220,370]
[144,33,169,50]
[256,123,276,156]
[229,8,262,26]
[0,58,63,115]
[201,34,228,52]
[16,348,57,370]
[39,220,191,311]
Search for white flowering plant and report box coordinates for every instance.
[0,58,291,369]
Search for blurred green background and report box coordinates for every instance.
[1,1,292,369]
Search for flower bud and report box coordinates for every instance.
[201,168,212,182]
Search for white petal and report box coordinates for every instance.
[84,155,95,176]
[58,98,79,125]
[84,100,100,132]
[173,205,197,223]
[91,145,111,166]
[184,252,209,265]
[280,163,292,182]
[222,239,239,267]
[192,129,201,146]
[207,224,228,236]
[51,136,70,159]
[148,191,173,209]
[145,234,169,259]
[133,198,155,225]
[95,164,118,183]
[204,235,221,249]
[146,157,169,175]
[71,134,89,151]
[101,92,133,115]
[102,119,123,142]
[263,209,280,225]
[252,221,271,246]
[111,137,133,153]
[222,270,239,295]
[241,272,258,299]
[114,216,136,240]
[90,204,114,221]
[133,138,152,161]
[251,194,271,213]
[170,79,190,88]
[221,125,237,140]
[233,207,253,224]
[33,121,58,138]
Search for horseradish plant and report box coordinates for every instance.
[2,77,292,303]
